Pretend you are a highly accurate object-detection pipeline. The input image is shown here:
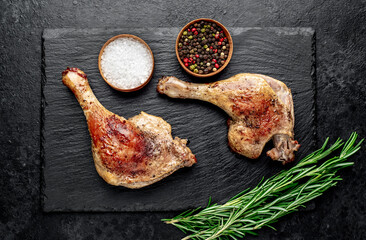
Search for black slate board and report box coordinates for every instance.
[42,27,315,212]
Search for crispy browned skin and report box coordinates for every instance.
[157,74,300,164]
[62,68,196,188]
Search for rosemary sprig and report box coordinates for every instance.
[163,133,363,240]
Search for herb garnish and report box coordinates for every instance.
[163,133,363,240]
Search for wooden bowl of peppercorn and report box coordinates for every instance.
[176,18,233,78]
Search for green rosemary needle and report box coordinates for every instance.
[163,133,363,240]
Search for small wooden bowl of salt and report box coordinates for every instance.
[98,34,154,92]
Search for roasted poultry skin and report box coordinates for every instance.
[62,68,196,188]
[157,74,300,164]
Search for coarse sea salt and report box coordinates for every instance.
[100,37,153,90]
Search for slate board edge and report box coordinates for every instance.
[311,31,318,147]
[41,27,317,212]
[40,31,47,212]
[42,27,315,39]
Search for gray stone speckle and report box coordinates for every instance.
[1,0,366,239]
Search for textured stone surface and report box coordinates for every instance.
[1,0,366,239]
[43,27,314,212]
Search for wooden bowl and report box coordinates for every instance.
[98,34,154,92]
[176,18,233,78]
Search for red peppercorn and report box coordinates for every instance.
[210,46,213,49]
[219,38,224,42]
[213,49,218,53]
[218,42,222,45]
[215,63,219,68]
[184,63,189,67]
[195,54,199,58]
[184,58,189,63]
[215,34,219,39]
[193,60,196,64]
[220,30,223,33]
[188,29,191,32]
[194,31,198,35]
[192,28,196,32]
[189,57,193,62]
[213,59,217,63]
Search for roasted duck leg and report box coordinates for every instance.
[157,74,300,164]
[62,68,196,188]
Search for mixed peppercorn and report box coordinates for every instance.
[178,20,230,75]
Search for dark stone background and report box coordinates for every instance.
[0,0,365,239]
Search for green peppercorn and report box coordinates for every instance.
[202,37,205,40]
[194,69,198,73]
[188,35,193,40]
[183,31,188,35]
[201,29,205,33]
[212,33,216,37]
[190,65,195,70]
[178,43,183,47]
[203,45,208,49]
